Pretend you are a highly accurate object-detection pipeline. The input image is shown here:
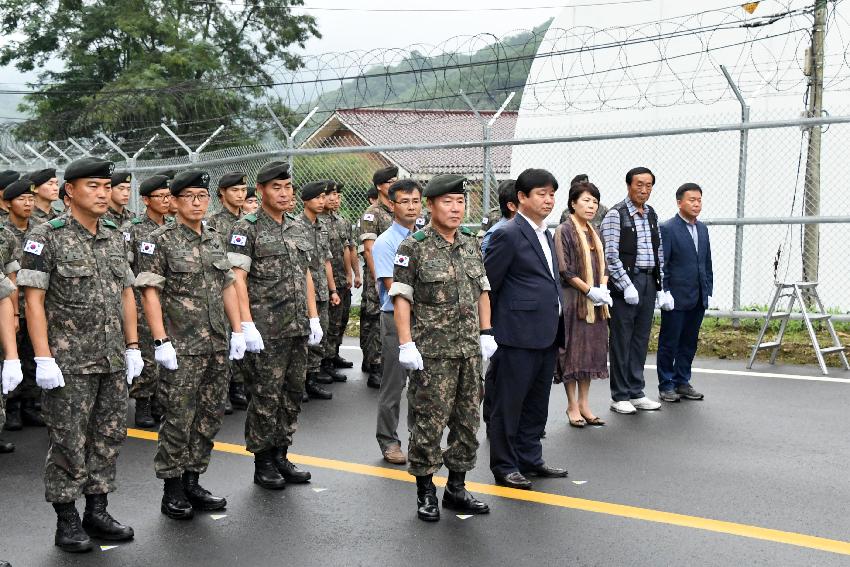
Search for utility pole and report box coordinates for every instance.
[802,0,827,283]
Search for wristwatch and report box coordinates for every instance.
[153,337,171,347]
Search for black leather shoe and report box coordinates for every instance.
[442,471,489,514]
[494,471,533,490]
[332,355,353,369]
[320,361,348,382]
[53,502,94,553]
[82,494,134,541]
[523,464,568,478]
[134,397,156,428]
[182,472,227,511]
[415,475,440,522]
[253,449,287,490]
[3,399,21,431]
[273,448,311,483]
[224,397,233,415]
[229,382,248,410]
[161,478,194,520]
[0,438,14,453]
[20,399,45,427]
[306,375,332,400]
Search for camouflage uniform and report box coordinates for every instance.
[359,202,393,369]
[31,205,59,223]
[227,210,311,452]
[3,220,38,405]
[103,207,134,227]
[324,210,352,360]
[389,225,490,477]
[134,222,235,479]
[0,232,21,433]
[295,212,333,373]
[17,216,134,503]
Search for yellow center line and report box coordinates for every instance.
[128,428,850,556]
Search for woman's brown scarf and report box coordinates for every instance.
[554,215,609,324]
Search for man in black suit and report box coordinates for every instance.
[484,168,568,490]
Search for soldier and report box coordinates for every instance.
[295,181,340,399]
[18,157,143,552]
[359,166,397,388]
[206,171,250,411]
[134,169,246,521]
[103,171,134,226]
[242,186,259,214]
[321,180,355,376]
[0,170,20,220]
[29,168,60,222]
[227,160,322,489]
[389,174,494,522]
[0,238,23,455]
[124,175,172,428]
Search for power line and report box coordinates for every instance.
[186,0,652,12]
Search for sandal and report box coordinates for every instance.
[582,416,606,426]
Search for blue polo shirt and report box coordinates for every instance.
[373,221,412,312]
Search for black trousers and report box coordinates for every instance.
[608,272,657,402]
[487,343,556,476]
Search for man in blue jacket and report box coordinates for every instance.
[657,183,713,402]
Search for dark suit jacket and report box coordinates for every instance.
[484,214,561,349]
[660,215,713,311]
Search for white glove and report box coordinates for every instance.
[241,321,265,352]
[35,357,65,390]
[399,342,424,371]
[479,335,498,361]
[124,349,144,385]
[586,286,610,306]
[657,291,674,311]
[155,341,179,370]
[624,284,640,305]
[664,290,675,311]
[308,317,323,347]
[2,359,23,395]
[229,332,247,361]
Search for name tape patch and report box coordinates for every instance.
[394,254,410,267]
[24,240,44,256]
[139,242,155,255]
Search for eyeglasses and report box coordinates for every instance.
[146,193,172,201]
[177,193,210,203]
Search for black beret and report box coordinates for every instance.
[423,174,467,198]
[59,185,67,200]
[64,157,114,182]
[301,180,328,201]
[219,171,247,189]
[367,186,378,200]
[27,168,56,187]
[256,161,290,184]
[0,170,20,190]
[327,180,344,193]
[139,175,170,197]
[246,186,256,198]
[372,166,398,187]
[155,169,178,180]
[111,171,132,186]
[170,170,210,195]
[3,178,35,201]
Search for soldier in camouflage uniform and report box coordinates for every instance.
[389,174,494,522]
[18,157,143,553]
[123,175,172,428]
[295,181,340,399]
[29,168,60,223]
[0,170,20,222]
[103,171,135,226]
[134,169,246,522]
[227,161,321,489]
[242,185,259,214]
[0,218,23,454]
[359,166,397,388]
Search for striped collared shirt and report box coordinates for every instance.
[601,197,665,291]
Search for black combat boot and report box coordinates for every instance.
[20,399,45,427]
[161,477,194,520]
[366,364,381,389]
[332,354,353,369]
[253,449,287,490]
[415,475,440,522]
[361,360,369,373]
[134,397,156,428]
[229,382,248,410]
[151,397,165,423]
[313,369,333,385]
[82,494,134,541]
[52,502,94,553]
[442,470,490,514]
[273,447,311,483]
[182,471,227,511]
[305,373,332,400]
[3,398,21,431]
[320,359,347,382]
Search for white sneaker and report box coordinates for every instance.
[610,400,637,414]
[631,397,661,411]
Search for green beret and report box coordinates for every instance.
[139,175,170,197]
[3,179,35,201]
[64,157,114,182]
[372,166,398,187]
[0,170,20,190]
[246,186,256,199]
[301,180,328,201]
[219,171,247,189]
[27,168,56,187]
[256,161,290,184]
[111,171,131,186]
[170,170,210,196]
[155,169,177,180]
[423,174,467,198]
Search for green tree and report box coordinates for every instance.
[0,0,320,154]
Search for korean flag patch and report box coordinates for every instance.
[415,217,426,227]
[123,232,131,242]
[24,240,44,256]
[394,254,410,267]
[231,234,247,247]
[140,242,156,255]
[362,213,375,222]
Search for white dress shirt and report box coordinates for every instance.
[518,211,561,314]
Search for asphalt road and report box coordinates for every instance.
[2,339,850,566]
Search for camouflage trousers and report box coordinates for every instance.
[42,371,128,503]
[359,288,381,368]
[0,387,4,431]
[407,356,482,477]
[307,300,329,373]
[129,296,159,400]
[155,352,227,479]
[8,318,38,401]
[327,286,352,359]
[244,337,308,453]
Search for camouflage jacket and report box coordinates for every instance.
[389,225,490,359]
[134,221,235,355]
[359,201,393,245]
[17,215,134,374]
[32,205,59,223]
[0,227,19,302]
[123,214,166,275]
[323,211,352,290]
[206,207,241,236]
[3,220,33,319]
[227,209,312,340]
[103,206,134,227]
[295,212,332,302]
